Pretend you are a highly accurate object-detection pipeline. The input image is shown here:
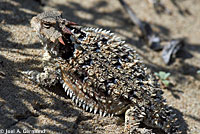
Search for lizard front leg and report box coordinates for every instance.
[22,64,60,87]
[22,50,61,87]
[125,106,155,134]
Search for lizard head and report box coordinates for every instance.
[30,11,77,46]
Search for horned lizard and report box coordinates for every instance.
[23,11,180,134]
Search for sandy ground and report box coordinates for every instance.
[0,0,200,134]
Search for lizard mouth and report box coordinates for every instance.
[58,36,66,45]
[57,35,75,60]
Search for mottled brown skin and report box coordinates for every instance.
[23,11,180,134]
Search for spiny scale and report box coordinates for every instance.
[63,82,108,117]
[62,70,108,116]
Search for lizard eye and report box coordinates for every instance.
[43,22,52,28]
